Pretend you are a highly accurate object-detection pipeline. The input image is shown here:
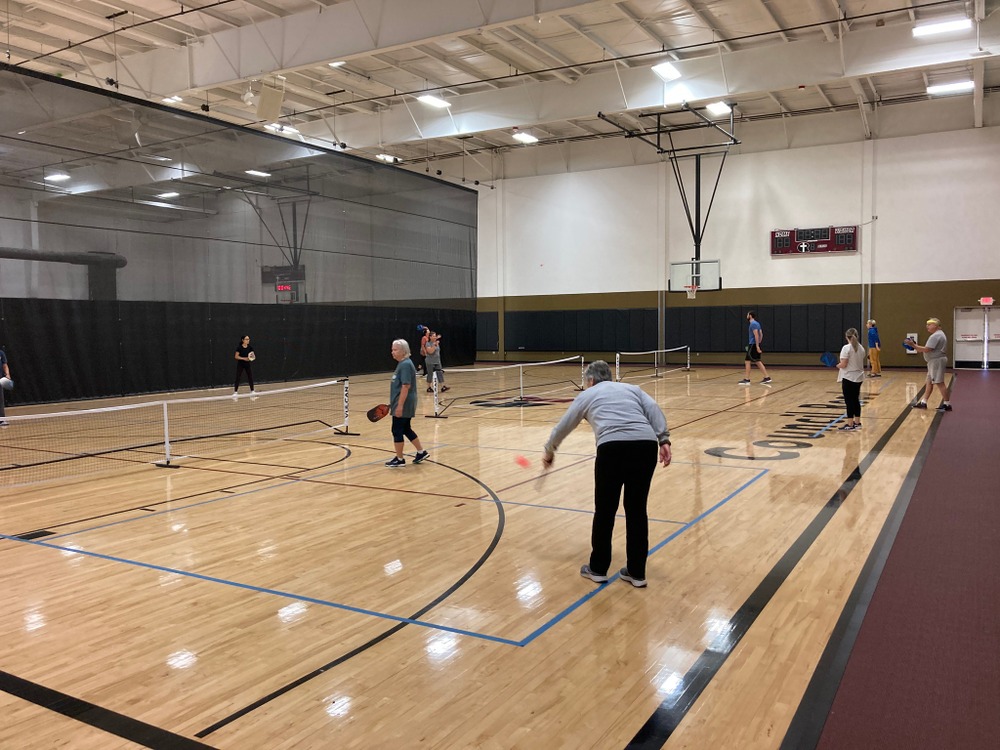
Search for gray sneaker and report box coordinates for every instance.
[619,567,647,588]
[580,565,609,583]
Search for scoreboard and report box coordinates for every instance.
[770,226,858,255]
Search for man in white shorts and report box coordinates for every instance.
[906,318,951,412]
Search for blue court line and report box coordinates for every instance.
[17,454,767,649]
[515,467,770,647]
[0,532,521,647]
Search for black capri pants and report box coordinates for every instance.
[841,378,862,419]
[391,415,418,443]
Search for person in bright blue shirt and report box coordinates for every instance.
[739,311,771,385]
[866,319,882,377]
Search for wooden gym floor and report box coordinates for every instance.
[0,364,945,749]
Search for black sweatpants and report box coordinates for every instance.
[234,361,254,392]
[590,439,658,580]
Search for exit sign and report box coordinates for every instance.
[980,296,994,306]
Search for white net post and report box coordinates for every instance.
[686,346,691,371]
[579,356,585,389]
[343,377,350,431]
[519,365,524,401]
[426,369,447,419]
[161,401,172,465]
[615,352,620,382]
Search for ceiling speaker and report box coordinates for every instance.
[256,84,284,121]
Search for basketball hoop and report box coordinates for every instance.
[684,285,698,300]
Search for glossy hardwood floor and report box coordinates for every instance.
[0,364,945,749]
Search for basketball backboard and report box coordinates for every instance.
[669,259,721,292]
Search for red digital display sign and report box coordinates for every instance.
[770,226,859,255]
[275,283,293,292]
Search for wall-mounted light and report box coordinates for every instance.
[913,18,973,37]
[652,62,681,82]
[245,169,271,177]
[417,94,451,108]
[926,80,975,95]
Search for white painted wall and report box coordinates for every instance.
[476,101,1000,297]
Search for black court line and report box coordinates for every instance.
[625,397,919,749]
[5,476,283,539]
[0,670,216,749]
[779,392,949,749]
[195,459,506,738]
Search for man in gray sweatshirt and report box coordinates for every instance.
[543,360,672,588]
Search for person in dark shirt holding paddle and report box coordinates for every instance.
[0,347,11,427]
[233,335,256,397]
[386,338,429,467]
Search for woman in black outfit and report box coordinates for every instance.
[234,335,256,396]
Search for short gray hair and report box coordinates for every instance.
[393,338,411,356]
[584,360,613,384]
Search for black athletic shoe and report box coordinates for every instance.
[413,450,429,464]
[913,402,927,409]
[761,377,772,384]
[936,403,953,412]
[385,456,405,468]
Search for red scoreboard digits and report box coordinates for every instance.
[770,226,859,255]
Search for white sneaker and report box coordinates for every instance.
[232,392,239,399]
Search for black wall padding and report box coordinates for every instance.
[476,311,499,351]
[505,309,657,353]
[665,303,862,354]
[0,298,475,404]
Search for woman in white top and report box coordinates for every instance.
[836,327,866,431]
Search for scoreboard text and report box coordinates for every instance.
[770,226,858,255]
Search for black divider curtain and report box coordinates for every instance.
[0,298,475,404]
[495,302,862,355]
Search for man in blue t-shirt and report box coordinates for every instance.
[738,311,771,385]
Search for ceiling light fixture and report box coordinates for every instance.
[162,96,183,103]
[329,61,346,68]
[926,80,975,95]
[706,101,732,116]
[512,131,539,144]
[43,173,71,182]
[157,192,180,199]
[913,18,973,37]
[651,62,681,82]
[417,94,451,108]
[376,153,399,163]
[245,169,271,177]
[264,123,299,134]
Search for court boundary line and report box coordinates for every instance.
[625,395,921,749]
[0,669,216,749]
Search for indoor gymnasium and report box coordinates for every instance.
[0,2,998,749]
